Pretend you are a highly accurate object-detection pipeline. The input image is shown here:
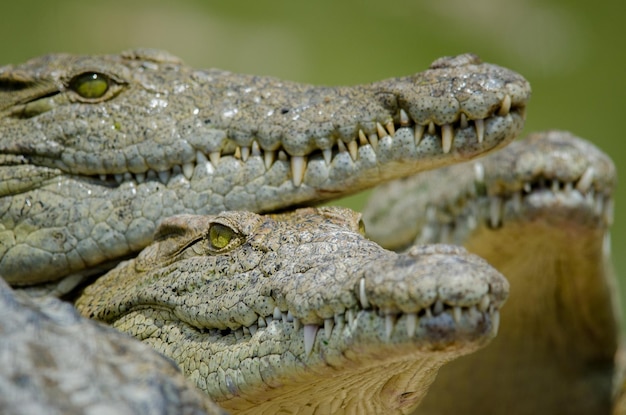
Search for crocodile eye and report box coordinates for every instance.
[69,72,110,99]
[208,223,237,250]
[358,219,366,236]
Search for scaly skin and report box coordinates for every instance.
[363,131,619,414]
[0,50,530,289]
[0,278,226,415]
[75,206,508,414]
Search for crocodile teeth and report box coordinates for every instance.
[324,318,334,338]
[359,278,370,309]
[459,113,468,129]
[258,316,267,328]
[358,129,369,146]
[441,124,454,153]
[273,307,282,320]
[286,310,294,323]
[400,109,410,126]
[376,122,388,138]
[135,172,145,183]
[414,124,425,146]
[406,313,417,337]
[337,140,347,153]
[368,133,379,151]
[158,170,170,184]
[498,94,511,116]
[182,163,194,179]
[428,121,436,135]
[249,324,258,335]
[347,140,358,161]
[209,151,221,166]
[453,307,462,324]
[293,317,301,331]
[304,324,318,355]
[474,162,485,183]
[474,119,485,143]
[251,141,261,157]
[114,174,124,184]
[492,310,501,334]
[322,148,332,165]
[433,300,444,315]
[240,146,250,161]
[290,155,307,187]
[99,174,107,182]
[385,121,395,136]
[576,167,595,192]
[264,150,276,169]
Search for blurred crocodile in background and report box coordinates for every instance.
[364,131,620,414]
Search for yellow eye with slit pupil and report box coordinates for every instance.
[70,72,109,99]
[209,223,236,250]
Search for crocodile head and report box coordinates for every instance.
[364,131,618,414]
[0,50,530,287]
[76,206,508,414]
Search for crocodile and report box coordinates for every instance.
[362,130,619,414]
[0,50,530,295]
[74,206,508,414]
[0,277,227,415]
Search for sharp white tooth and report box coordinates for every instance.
[492,310,501,334]
[551,180,560,193]
[293,317,301,331]
[523,182,531,193]
[400,109,410,126]
[441,124,453,153]
[498,94,512,116]
[282,313,289,323]
[358,129,369,146]
[286,310,294,323]
[474,162,485,183]
[158,170,170,184]
[368,133,379,151]
[290,155,307,187]
[258,316,267,328]
[433,300,444,315]
[406,313,417,337]
[428,121,436,135]
[564,182,574,194]
[146,169,157,180]
[478,294,491,311]
[273,307,282,320]
[243,326,250,336]
[469,305,480,319]
[124,172,132,181]
[459,113,468,129]
[453,307,462,324]
[347,140,358,161]
[99,174,107,182]
[604,197,614,226]
[359,278,370,309]
[474,119,485,143]
[576,167,595,192]
[209,151,221,166]
[264,150,276,169]
[304,324,318,355]
[278,150,288,161]
[346,309,355,325]
[489,196,502,228]
[385,121,395,136]
[385,314,395,340]
[594,195,604,216]
[322,148,332,165]
[114,174,123,184]
[337,140,347,153]
[135,172,145,183]
[324,318,334,338]
[424,307,433,318]
[182,163,194,179]
[414,124,425,146]
[376,122,388,138]
[251,141,261,157]
[240,146,250,161]
[249,324,258,335]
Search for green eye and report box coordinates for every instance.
[208,223,236,250]
[69,72,110,99]
[358,219,366,236]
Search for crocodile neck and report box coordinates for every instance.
[364,131,618,414]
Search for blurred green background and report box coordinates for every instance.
[2,0,624,299]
